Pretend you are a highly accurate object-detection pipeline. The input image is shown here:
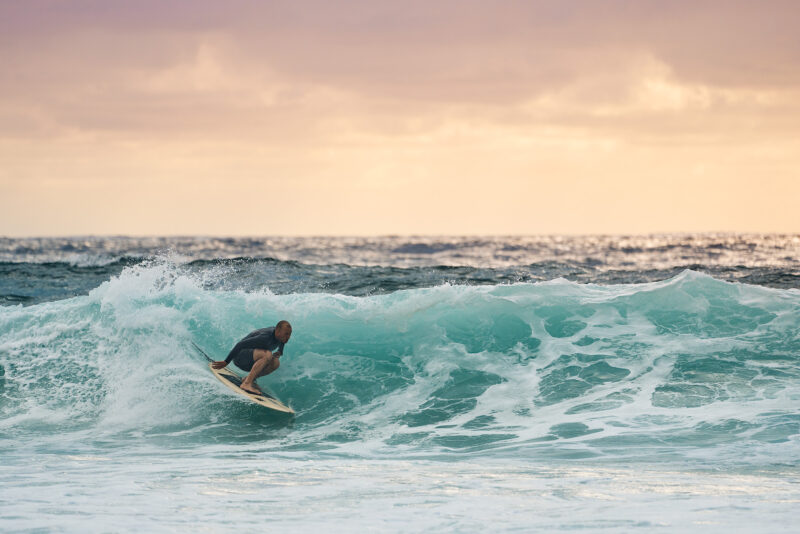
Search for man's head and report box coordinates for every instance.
[275,320,292,343]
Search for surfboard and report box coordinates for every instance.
[192,341,294,414]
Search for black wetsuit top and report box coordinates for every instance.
[223,327,285,364]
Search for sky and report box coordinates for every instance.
[1,0,799,236]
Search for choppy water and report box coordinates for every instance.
[1,235,799,532]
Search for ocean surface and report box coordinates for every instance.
[1,234,799,532]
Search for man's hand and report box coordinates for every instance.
[211,360,228,370]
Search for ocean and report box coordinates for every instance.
[1,234,799,532]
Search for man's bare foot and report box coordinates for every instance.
[240,383,263,395]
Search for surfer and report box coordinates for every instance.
[211,320,292,395]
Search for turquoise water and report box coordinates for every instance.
[1,237,799,531]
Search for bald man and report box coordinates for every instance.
[212,320,292,395]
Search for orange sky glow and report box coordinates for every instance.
[1,1,799,236]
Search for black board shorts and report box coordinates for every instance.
[232,348,256,372]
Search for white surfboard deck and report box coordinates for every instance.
[193,342,294,414]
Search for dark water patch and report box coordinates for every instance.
[565,394,630,414]
[652,350,796,408]
[548,422,603,439]
[1,294,32,304]
[750,413,800,443]
[645,305,776,338]
[462,415,496,429]
[536,354,631,406]
[0,258,138,305]
[391,242,459,254]
[398,369,505,427]
[440,312,534,353]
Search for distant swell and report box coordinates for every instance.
[3,256,800,306]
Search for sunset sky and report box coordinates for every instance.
[1,0,798,236]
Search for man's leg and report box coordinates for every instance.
[256,357,280,378]
[240,350,272,393]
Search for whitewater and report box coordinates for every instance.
[1,235,799,532]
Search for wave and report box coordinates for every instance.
[1,260,799,464]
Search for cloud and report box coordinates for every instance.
[1,1,799,234]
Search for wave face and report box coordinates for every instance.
[2,259,798,466]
